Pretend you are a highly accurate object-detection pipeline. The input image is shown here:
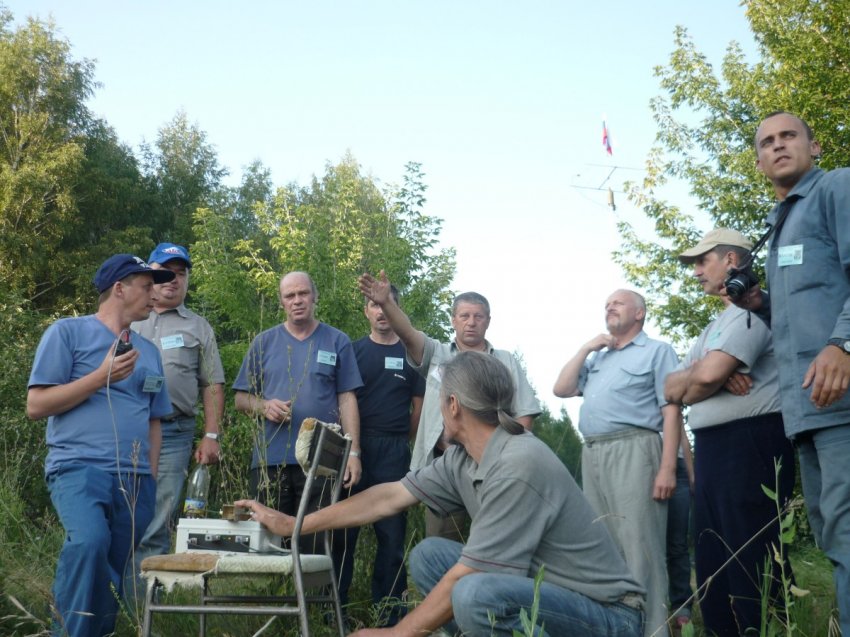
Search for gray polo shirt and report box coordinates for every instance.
[402,426,644,603]
[132,304,225,419]
[577,331,678,437]
[408,335,541,470]
[682,305,781,430]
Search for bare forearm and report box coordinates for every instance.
[381,298,425,365]
[27,372,106,420]
[202,384,225,434]
[338,391,360,452]
[663,368,690,405]
[235,391,263,415]
[393,563,473,636]
[660,406,681,472]
[303,482,416,534]
[553,348,592,397]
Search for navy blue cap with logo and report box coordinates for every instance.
[148,243,192,268]
[93,254,176,293]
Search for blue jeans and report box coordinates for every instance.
[666,457,692,618]
[410,538,643,636]
[796,423,850,636]
[48,464,155,637]
[124,416,195,612]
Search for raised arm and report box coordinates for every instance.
[358,271,426,365]
[553,334,615,398]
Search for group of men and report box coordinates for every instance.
[27,110,850,637]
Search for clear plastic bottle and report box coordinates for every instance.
[183,464,210,518]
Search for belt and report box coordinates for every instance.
[584,427,658,447]
[161,414,193,423]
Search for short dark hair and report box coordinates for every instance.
[452,292,490,317]
[711,244,750,262]
[755,111,814,148]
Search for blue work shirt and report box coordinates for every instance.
[766,167,850,437]
[577,331,678,437]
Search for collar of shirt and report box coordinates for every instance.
[450,339,495,355]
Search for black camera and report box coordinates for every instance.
[724,264,760,301]
[115,331,133,356]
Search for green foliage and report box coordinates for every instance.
[616,1,850,344]
[191,155,455,344]
[533,405,582,483]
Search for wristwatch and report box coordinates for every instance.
[204,432,220,441]
[349,450,361,458]
[827,338,850,354]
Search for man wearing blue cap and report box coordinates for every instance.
[125,243,226,610]
[27,254,174,637]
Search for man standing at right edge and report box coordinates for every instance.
[747,111,850,633]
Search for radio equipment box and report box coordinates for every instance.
[175,518,284,554]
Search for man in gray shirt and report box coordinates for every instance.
[554,289,680,637]
[125,243,225,607]
[241,352,644,636]
[665,229,794,636]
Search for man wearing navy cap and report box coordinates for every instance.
[27,254,173,637]
[124,243,226,610]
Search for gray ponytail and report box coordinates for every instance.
[440,351,524,435]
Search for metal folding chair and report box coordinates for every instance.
[141,421,351,637]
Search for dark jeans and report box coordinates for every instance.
[249,464,331,553]
[335,435,410,626]
[693,413,795,637]
[666,457,693,617]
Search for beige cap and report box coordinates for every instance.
[678,228,753,264]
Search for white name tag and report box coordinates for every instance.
[161,334,185,350]
[143,376,165,392]
[778,244,803,267]
[385,357,404,370]
[317,350,337,365]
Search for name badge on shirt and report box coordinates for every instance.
[160,334,185,350]
[317,350,337,365]
[143,375,165,393]
[778,244,803,267]
[385,356,404,370]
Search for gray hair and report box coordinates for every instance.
[451,292,490,317]
[440,351,524,435]
[711,244,750,263]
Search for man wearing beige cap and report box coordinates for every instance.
[664,228,795,637]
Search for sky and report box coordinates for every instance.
[9,1,758,424]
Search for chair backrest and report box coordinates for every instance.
[291,422,351,553]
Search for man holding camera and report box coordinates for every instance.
[745,111,850,633]
[664,229,794,636]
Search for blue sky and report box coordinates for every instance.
[9,1,757,419]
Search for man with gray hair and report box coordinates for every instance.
[233,271,363,522]
[240,351,645,637]
[358,271,540,540]
[554,289,681,637]
[665,228,794,636]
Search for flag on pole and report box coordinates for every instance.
[602,121,613,155]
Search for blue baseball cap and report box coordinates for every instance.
[148,242,192,268]
[93,254,176,293]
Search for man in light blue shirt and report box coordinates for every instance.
[554,289,681,637]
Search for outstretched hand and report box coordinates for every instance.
[234,499,295,537]
[358,270,392,305]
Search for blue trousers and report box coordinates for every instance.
[335,435,410,626]
[666,457,693,618]
[47,464,155,637]
[693,413,794,637]
[796,423,850,637]
[410,537,643,636]
[124,416,195,613]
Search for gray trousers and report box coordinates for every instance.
[582,428,669,637]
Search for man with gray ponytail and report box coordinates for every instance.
[240,351,644,636]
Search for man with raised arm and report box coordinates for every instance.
[240,352,645,637]
[233,271,362,526]
[27,254,174,637]
[743,111,850,633]
[553,289,680,637]
[665,228,794,636]
[358,271,540,541]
